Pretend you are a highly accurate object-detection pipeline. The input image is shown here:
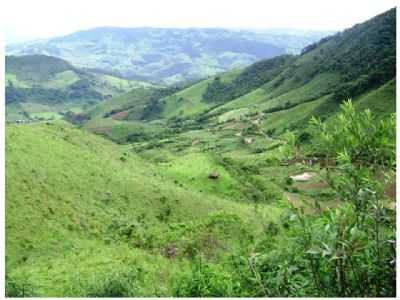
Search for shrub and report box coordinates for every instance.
[66,268,142,297]
[286,177,294,185]
[5,275,35,297]
[173,258,239,297]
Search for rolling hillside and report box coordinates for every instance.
[6,121,282,296]
[5,55,155,121]
[6,27,331,84]
[5,7,396,298]
[82,8,395,143]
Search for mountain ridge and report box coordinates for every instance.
[6,27,330,84]
[80,8,395,144]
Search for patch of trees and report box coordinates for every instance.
[6,86,69,104]
[310,9,395,102]
[68,79,104,100]
[140,87,180,120]
[205,37,284,58]
[63,111,91,125]
[300,35,333,55]
[5,79,105,104]
[332,56,396,102]
[262,101,294,113]
[5,55,74,81]
[279,9,396,104]
[202,55,295,103]
[262,94,325,115]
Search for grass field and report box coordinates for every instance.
[6,122,287,296]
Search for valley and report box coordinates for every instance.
[5,7,397,298]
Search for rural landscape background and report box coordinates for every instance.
[4,1,397,297]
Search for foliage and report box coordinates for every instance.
[173,258,240,297]
[4,8,397,298]
[6,55,74,81]
[65,268,142,297]
[291,101,396,296]
[5,275,36,297]
[310,100,395,165]
[5,55,153,119]
[6,29,327,83]
[140,87,180,120]
[202,55,294,103]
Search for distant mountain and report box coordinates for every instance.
[6,27,330,84]
[82,8,395,142]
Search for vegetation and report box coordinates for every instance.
[6,28,329,84]
[5,7,396,298]
[5,55,155,120]
[202,55,295,103]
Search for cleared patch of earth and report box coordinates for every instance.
[111,110,129,120]
[284,192,339,215]
[294,180,329,190]
[290,172,317,181]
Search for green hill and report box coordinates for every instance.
[173,7,396,122]
[5,8,396,298]
[5,55,155,121]
[6,121,285,296]
[82,8,395,143]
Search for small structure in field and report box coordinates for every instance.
[243,137,253,144]
[208,171,219,180]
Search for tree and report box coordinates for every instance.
[294,100,396,296]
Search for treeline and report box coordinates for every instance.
[5,55,75,81]
[5,79,104,104]
[202,8,395,106]
[140,87,180,120]
[202,55,294,103]
[305,8,396,101]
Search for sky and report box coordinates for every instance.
[2,0,397,43]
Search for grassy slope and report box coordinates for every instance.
[260,95,330,132]
[152,9,395,126]
[6,122,281,296]
[85,88,155,119]
[81,69,243,142]
[162,68,241,118]
[354,79,396,116]
[82,7,395,143]
[82,88,167,142]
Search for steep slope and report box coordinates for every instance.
[6,27,330,84]
[160,7,396,126]
[81,87,177,143]
[6,121,280,296]
[83,8,395,144]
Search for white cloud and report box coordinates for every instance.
[1,0,397,40]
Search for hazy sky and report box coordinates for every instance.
[2,0,397,42]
